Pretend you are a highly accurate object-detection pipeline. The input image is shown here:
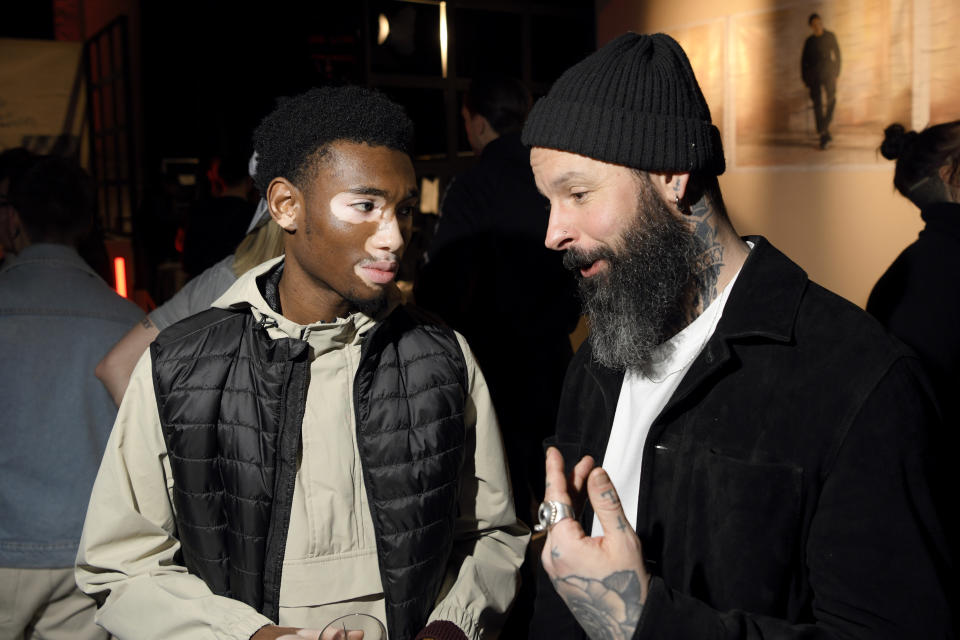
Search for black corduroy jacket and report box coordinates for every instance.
[531,236,954,639]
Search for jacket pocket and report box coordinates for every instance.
[686,449,802,615]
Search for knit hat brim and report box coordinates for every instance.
[523,97,725,175]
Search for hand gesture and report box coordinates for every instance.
[540,447,650,640]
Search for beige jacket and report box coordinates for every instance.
[76,257,529,640]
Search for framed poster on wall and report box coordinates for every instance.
[731,0,913,168]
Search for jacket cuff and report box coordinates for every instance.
[414,620,468,640]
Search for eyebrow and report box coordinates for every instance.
[549,171,592,189]
[347,186,419,200]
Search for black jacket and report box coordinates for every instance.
[416,132,580,524]
[801,31,841,86]
[151,296,468,640]
[532,237,953,639]
[868,202,960,428]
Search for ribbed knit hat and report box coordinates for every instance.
[522,32,725,175]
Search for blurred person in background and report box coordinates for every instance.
[416,74,580,528]
[801,13,841,150]
[182,146,257,279]
[415,74,580,637]
[868,120,960,625]
[869,120,960,425]
[0,155,142,639]
[95,199,284,405]
[0,147,36,267]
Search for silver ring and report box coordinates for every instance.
[534,500,575,532]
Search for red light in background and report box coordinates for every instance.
[114,257,128,298]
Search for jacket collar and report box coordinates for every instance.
[663,235,806,418]
[212,255,396,343]
[920,202,960,243]
[480,132,527,165]
[0,243,100,279]
[711,235,806,344]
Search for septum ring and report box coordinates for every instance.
[534,500,575,532]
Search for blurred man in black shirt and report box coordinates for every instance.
[801,13,841,150]
[416,74,580,529]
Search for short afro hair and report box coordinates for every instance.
[252,86,414,194]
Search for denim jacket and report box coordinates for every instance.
[0,243,142,568]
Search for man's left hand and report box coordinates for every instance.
[541,447,650,640]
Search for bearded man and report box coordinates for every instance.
[522,33,954,639]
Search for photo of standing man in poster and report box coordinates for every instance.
[802,12,842,150]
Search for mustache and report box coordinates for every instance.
[357,255,399,268]
[562,245,616,272]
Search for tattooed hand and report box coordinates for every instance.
[542,447,649,640]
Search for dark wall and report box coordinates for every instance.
[139,2,363,169]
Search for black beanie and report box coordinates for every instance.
[522,32,725,175]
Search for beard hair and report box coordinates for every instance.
[564,178,707,372]
[348,288,389,318]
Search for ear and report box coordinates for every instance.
[647,171,691,214]
[475,113,490,136]
[267,177,301,232]
[2,209,29,253]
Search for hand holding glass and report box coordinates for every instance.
[320,613,386,640]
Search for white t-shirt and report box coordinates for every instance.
[591,264,744,537]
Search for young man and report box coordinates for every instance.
[76,86,528,640]
[522,33,952,639]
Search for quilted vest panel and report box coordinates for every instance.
[151,308,310,615]
[354,309,468,639]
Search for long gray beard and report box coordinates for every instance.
[565,188,706,372]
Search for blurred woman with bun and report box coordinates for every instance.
[868,118,960,629]
[868,120,960,398]
[870,118,960,452]
[869,119,960,402]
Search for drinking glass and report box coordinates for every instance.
[319,613,386,640]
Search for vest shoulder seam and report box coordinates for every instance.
[154,308,244,346]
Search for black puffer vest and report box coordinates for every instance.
[151,297,468,639]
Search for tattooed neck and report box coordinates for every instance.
[685,195,725,321]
